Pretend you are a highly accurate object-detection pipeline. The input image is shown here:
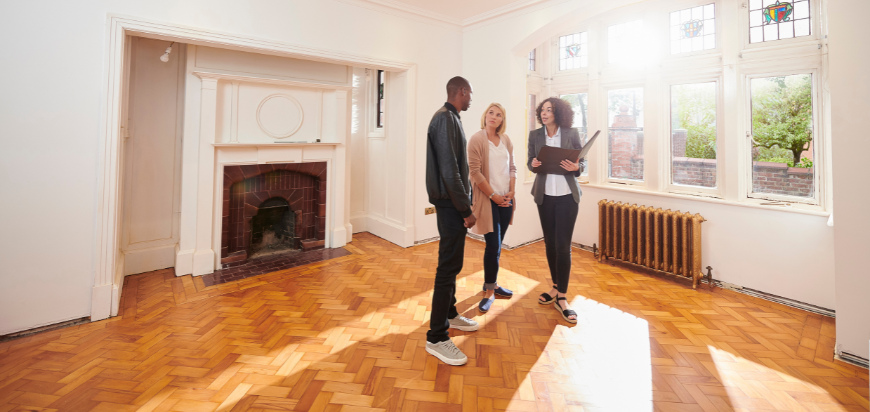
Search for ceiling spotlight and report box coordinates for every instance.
[159,42,175,62]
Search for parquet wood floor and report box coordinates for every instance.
[0,232,866,412]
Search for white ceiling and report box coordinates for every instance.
[382,0,534,22]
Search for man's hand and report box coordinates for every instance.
[463,214,477,228]
[531,158,542,168]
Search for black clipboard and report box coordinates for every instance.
[533,130,600,175]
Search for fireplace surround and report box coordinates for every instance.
[221,162,327,268]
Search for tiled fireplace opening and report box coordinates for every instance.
[220,162,327,268]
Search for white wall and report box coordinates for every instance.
[829,0,870,360]
[462,0,837,309]
[120,37,185,276]
[0,0,460,334]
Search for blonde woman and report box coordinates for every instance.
[467,103,517,312]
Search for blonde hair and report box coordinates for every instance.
[480,103,507,135]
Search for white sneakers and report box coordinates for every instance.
[426,339,468,366]
[448,315,479,332]
[427,315,480,366]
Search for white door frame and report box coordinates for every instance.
[93,14,418,321]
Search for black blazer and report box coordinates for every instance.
[526,127,584,205]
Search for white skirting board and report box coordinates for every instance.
[123,244,176,276]
[363,215,414,248]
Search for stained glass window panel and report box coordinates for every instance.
[670,3,716,54]
[559,32,587,70]
[749,0,811,43]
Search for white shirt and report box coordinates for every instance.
[544,127,571,196]
[487,132,510,196]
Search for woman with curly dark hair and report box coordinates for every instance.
[527,97,584,323]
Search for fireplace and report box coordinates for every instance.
[220,162,327,268]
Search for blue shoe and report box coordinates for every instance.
[479,295,495,312]
[483,285,514,298]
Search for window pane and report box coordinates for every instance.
[609,20,644,63]
[750,74,814,198]
[671,83,717,188]
[608,88,644,180]
[559,32,588,70]
[528,94,537,132]
[670,4,715,55]
[560,93,590,176]
[749,0,811,43]
[528,49,536,71]
[377,70,385,128]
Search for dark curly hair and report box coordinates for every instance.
[535,97,574,130]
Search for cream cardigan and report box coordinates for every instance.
[467,129,517,235]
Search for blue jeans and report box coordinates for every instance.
[483,200,513,290]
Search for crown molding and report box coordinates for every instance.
[462,0,546,26]
[334,0,463,30]
[340,0,559,30]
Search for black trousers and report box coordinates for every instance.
[427,206,466,344]
[537,194,579,294]
[483,200,513,289]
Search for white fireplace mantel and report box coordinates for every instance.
[175,69,351,277]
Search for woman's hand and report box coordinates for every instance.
[531,158,542,168]
[500,192,514,207]
[491,194,508,206]
[560,160,580,172]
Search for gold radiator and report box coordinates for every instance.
[597,200,706,288]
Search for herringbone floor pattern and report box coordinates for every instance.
[0,232,866,411]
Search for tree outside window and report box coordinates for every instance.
[750,74,814,198]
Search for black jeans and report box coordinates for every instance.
[483,200,513,290]
[427,206,466,344]
[537,194,579,294]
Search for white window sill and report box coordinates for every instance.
[577,181,830,217]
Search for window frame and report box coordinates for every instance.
[551,26,591,77]
[526,0,830,214]
[601,83,648,187]
[555,89,592,178]
[663,75,725,198]
[663,0,721,59]
[375,70,385,129]
[740,0,822,51]
[743,66,822,206]
[529,48,537,72]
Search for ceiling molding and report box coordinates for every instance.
[334,0,463,30]
[462,0,546,26]
[341,0,561,29]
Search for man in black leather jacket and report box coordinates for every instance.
[424,76,480,366]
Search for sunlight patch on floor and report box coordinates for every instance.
[512,295,654,411]
[707,345,849,411]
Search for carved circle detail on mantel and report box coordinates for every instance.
[256,94,304,139]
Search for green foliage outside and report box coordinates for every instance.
[671,83,717,159]
[751,74,813,168]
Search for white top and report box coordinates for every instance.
[544,127,572,196]
[487,132,510,196]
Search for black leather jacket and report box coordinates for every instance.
[426,104,472,218]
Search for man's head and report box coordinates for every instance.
[446,76,473,111]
